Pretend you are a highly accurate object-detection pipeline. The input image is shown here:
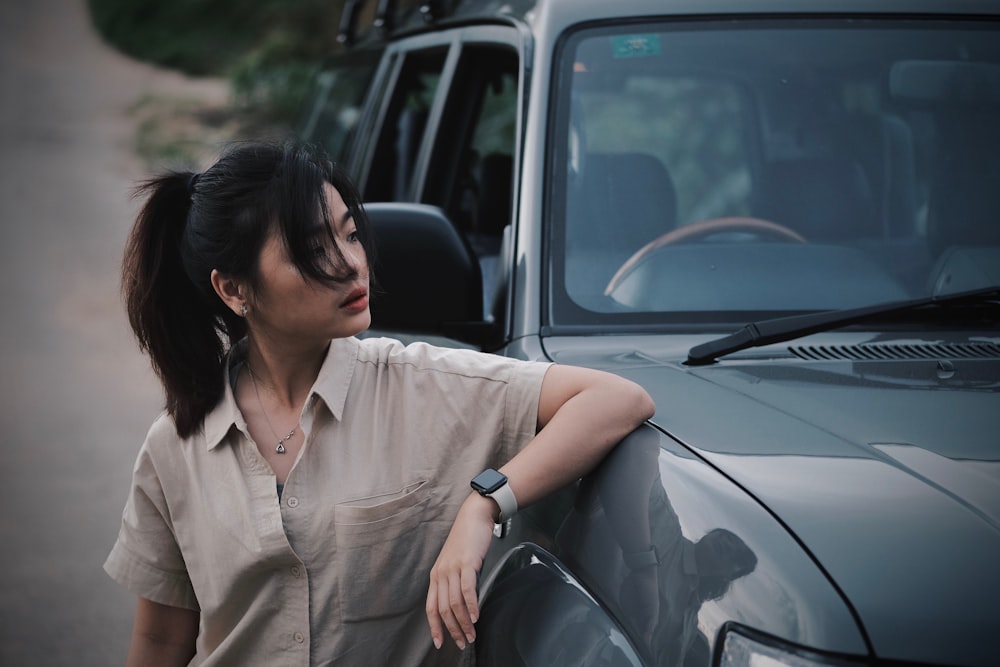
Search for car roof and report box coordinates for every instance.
[338,0,1000,49]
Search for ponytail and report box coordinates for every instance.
[123,172,238,438]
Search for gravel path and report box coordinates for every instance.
[0,1,233,663]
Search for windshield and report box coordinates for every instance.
[549,19,1000,328]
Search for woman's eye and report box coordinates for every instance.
[347,230,359,243]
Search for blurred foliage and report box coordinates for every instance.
[88,0,345,126]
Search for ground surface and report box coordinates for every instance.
[0,1,254,662]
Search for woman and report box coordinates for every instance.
[105,141,654,666]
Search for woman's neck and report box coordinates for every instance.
[243,336,329,410]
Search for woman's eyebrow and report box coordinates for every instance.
[310,210,352,237]
[336,209,354,230]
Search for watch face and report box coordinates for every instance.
[471,468,507,494]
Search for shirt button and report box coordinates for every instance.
[290,565,302,577]
[294,632,305,643]
[287,496,299,508]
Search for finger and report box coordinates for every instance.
[461,565,480,626]
[425,579,443,649]
[448,569,476,645]
[437,577,466,650]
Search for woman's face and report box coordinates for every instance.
[248,183,371,345]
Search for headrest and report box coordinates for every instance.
[568,152,677,253]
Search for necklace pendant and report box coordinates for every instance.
[275,442,286,454]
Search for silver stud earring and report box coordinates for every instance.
[240,303,248,317]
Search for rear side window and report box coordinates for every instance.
[299,50,381,164]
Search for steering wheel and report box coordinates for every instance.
[604,216,806,296]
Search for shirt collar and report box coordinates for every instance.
[202,337,360,451]
[203,340,247,451]
[310,336,359,423]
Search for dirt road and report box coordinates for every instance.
[0,1,231,663]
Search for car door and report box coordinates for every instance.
[314,26,525,348]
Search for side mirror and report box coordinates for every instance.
[365,203,491,344]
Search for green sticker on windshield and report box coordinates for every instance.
[611,34,661,59]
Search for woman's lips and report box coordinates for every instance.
[340,287,369,312]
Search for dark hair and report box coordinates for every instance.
[694,528,758,601]
[122,141,373,438]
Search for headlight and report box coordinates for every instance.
[718,626,866,667]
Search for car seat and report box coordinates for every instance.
[565,152,678,304]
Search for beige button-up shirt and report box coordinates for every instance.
[105,336,550,666]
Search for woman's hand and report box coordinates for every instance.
[425,493,497,651]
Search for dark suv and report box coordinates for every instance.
[298,1,1000,665]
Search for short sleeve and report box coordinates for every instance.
[104,417,198,611]
[500,358,552,461]
[381,340,552,464]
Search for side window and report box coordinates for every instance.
[424,46,519,251]
[366,48,448,202]
[422,45,519,322]
[298,51,381,164]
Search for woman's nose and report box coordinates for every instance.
[343,244,366,275]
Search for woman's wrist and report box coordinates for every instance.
[463,491,501,525]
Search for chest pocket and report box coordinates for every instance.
[333,481,439,622]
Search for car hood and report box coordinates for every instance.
[543,332,1000,667]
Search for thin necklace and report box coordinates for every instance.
[246,363,297,454]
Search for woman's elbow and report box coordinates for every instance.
[605,375,654,427]
[626,380,656,424]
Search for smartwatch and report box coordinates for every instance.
[470,468,518,522]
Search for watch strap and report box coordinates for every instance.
[488,481,518,522]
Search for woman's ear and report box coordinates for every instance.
[210,269,248,318]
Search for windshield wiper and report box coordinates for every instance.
[686,285,1000,366]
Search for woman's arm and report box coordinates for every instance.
[426,365,655,650]
[502,364,656,507]
[125,597,199,667]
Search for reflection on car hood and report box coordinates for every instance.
[543,333,1000,667]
